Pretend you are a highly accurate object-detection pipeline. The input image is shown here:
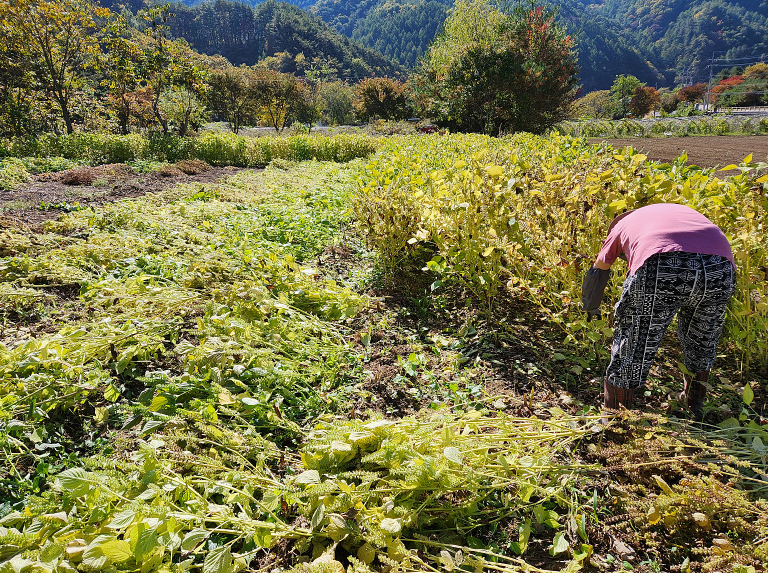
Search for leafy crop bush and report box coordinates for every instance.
[0,157,32,190]
[0,133,380,171]
[355,134,768,373]
[146,133,194,163]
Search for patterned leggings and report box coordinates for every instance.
[606,252,735,389]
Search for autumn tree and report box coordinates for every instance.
[209,67,262,134]
[628,86,661,117]
[254,70,305,132]
[411,0,578,135]
[139,6,208,134]
[353,77,410,122]
[677,83,707,104]
[101,15,143,134]
[0,0,110,134]
[572,90,612,119]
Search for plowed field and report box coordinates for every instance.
[593,134,768,171]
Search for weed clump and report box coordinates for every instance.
[158,164,183,177]
[174,159,210,174]
[61,167,97,186]
[0,157,32,190]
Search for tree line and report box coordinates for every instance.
[0,0,414,138]
[0,0,582,139]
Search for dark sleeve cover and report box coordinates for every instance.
[581,267,610,312]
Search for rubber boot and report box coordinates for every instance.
[680,371,708,422]
[603,377,635,410]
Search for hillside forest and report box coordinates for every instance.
[169,0,768,92]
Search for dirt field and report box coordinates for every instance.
[0,164,242,230]
[594,135,768,171]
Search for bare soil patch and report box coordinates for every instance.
[0,165,244,231]
[593,135,768,171]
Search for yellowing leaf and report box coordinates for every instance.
[485,165,504,178]
[647,505,661,525]
[692,512,710,528]
[100,539,132,564]
[203,546,234,573]
[444,446,463,465]
[294,470,321,485]
[743,384,754,406]
[549,531,568,556]
[482,246,495,257]
[653,475,674,495]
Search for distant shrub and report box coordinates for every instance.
[147,133,194,163]
[0,132,380,168]
[194,133,247,166]
[0,158,31,190]
[21,156,78,174]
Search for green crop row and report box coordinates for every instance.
[556,115,768,139]
[0,132,380,167]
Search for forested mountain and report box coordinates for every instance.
[101,0,400,78]
[585,0,768,84]
[170,0,766,91]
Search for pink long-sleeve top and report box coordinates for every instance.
[596,203,735,276]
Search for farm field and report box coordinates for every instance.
[593,136,768,171]
[1,132,768,573]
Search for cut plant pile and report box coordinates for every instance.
[1,135,768,573]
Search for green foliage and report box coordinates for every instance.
[0,158,31,190]
[158,87,209,137]
[353,78,411,122]
[556,114,768,138]
[165,0,399,78]
[412,0,579,135]
[571,90,613,119]
[0,133,379,167]
[355,133,768,372]
[319,81,355,126]
[609,74,644,118]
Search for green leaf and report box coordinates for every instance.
[357,543,376,565]
[82,545,108,571]
[181,528,209,553]
[203,546,234,573]
[100,539,132,564]
[104,383,121,402]
[148,395,168,412]
[743,384,754,406]
[443,446,463,465]
[533,505,559,529]
[294,469,321,484]
[549,531,568,556]
[134,528,159,561]
[310,503,325,531]
[57,467,93,497]
[107,510,136,530]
